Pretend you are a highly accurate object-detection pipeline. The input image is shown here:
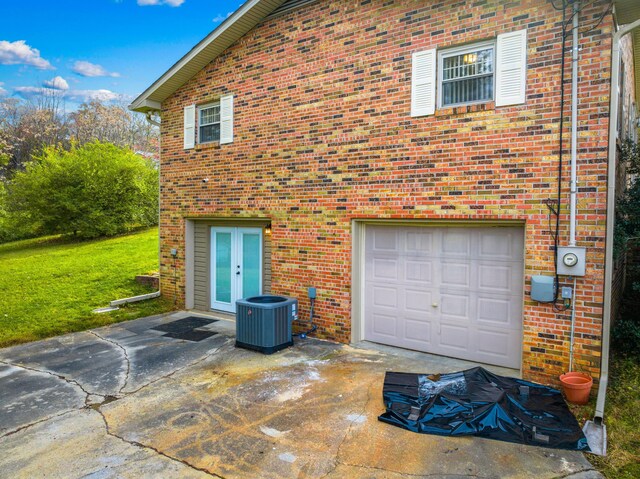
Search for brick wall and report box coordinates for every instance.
[158,0,614,385]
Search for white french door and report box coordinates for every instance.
[210,227,262,313]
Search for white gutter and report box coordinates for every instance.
[569,1,580,246]
[145,111,161,127]
[597,16,640,423]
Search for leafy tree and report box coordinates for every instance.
[68,101,158,157]
[0,97,68,177]
[0,97,159,179]
[5,142,158,239]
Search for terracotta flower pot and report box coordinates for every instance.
[559,372,593,405]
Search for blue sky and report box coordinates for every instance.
[0,0,242,108]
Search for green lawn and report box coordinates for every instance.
[0,228,174,347]
[571,355,640,479]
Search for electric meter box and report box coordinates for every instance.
[557,246,586,276]
[531,275,556,303]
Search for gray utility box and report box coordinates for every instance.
[531,275,556,303]
[235,295,297,354]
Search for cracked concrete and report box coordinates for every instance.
[86,330,132,395]
[0,312,602,478]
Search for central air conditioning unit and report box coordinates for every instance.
[235,295,297,354]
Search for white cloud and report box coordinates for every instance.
[213,11,233,23]
[14,85,123,103]
[0,83,7,96]
[0,40,53,69]
[138,0,185,6]
[71,61,120,78]
[13,86,53,99]
[66,89,122,103]
[43,76,69,91]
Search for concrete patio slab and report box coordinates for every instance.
[0,312,601,479]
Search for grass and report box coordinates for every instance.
[571,354,640,479]
[0,227,174,347]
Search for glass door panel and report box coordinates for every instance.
[210,227,262,313]
[240,231,262,299]
[211,228,235,312]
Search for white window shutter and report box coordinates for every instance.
[220,94,234,144]
[183,105,195,149]
[496,29,527,107]
[411,49,436,117]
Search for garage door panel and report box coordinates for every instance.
[405,289,432,313]
[478,264,512,292]
[440,293,469,321]
[440,324,469,351]
[372,285,398,308]
[477,296,511,325]
[364,225,523,369]
[371,313,398,337]
[406,231,434,255]
[475,328,521,366]
[405,260,433,283]
[441,262,471,288]
[404,318,432,343]
[479,231,515,259]
[373,229,398,251]
[372,258,399,281]
[441,231,471,256]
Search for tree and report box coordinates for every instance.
[0,97,159,179]
[5,142,158,239]
[0,97,68,177]
[68,101,158,158]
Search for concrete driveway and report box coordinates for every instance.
[0,312,601,479]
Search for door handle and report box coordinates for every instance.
[432,303,438,308]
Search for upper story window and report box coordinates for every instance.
[199,102,221,144]
[411,29,527,117]
[439,42,494,107]
[184,95,233,149]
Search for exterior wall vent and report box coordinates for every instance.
[235,295,297,354]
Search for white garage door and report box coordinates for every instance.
[364,225,524,369]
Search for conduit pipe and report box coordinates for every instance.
[597,16,640,424]
[569,1,579,246]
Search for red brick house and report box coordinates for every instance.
[131,0,639,385]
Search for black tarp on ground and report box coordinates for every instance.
[378,367,590,451]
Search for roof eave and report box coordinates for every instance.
[129,0,286,113]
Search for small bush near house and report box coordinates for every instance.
[5,142,158,239]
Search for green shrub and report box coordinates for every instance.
[5,142,158,239]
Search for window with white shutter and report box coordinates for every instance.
[183,105,195,149]
[411,49,436,117]
[220,94,234,144]
[495,29,527,107]
[410,29,528,114]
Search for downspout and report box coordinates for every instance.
[143,108,162,303]
[569,1,579,247]
[597,16,640,424]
